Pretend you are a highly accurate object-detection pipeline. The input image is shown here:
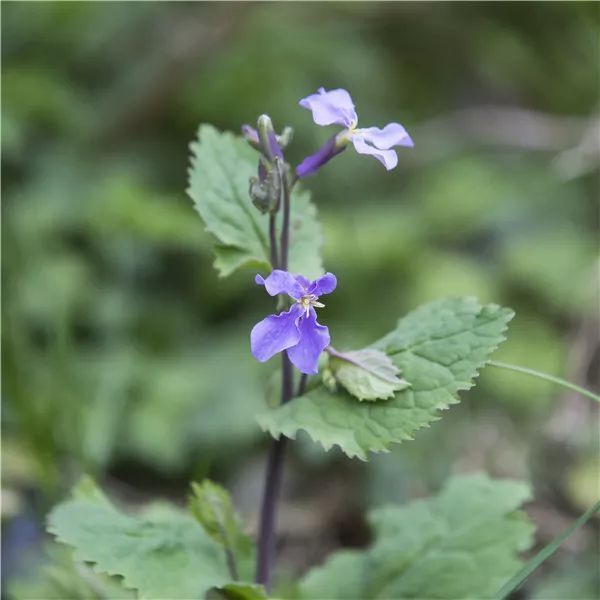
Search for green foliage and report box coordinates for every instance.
[300,474,534,599]
[189,480,255,580]
[48,479,231,599]
[187,125,322,278]
[328,347,410,401]
[258,298,513,459]
[3,4,598,594]
[207,583,269,600]
[9,543,135,600]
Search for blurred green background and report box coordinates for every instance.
[2,2,599,597]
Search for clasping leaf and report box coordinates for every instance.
[327,347,410,401]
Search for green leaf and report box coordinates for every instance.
[207,582,269,600]
[300,474,535,599]
[189,480,255,580]
[328,347,410,401]
[9,542,135,600]
[47,479,230,599]
[258,298,513,459]
[187,125,323,278]
[71,475,111,505]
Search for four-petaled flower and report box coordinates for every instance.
[250,270,337,374]
[296,87,413,177]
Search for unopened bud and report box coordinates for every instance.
[249,157,282,214]
[277,126,294,149]
[257,114,283,160]
[241,125,260,151]
[249,176,270,213]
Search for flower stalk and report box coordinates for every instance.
[254,124,294,589]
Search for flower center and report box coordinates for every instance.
[297,294,325,317]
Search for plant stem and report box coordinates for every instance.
[487,360,600,402]
[255,433,288,587]
[279,176,291,271]
[297,373,308,396]
[256,171,296,589]
[269,213,278,269]
[495,500,600,599]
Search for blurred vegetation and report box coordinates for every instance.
[2,2,598,597]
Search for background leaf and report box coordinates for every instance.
[187,124,323,278]
[300,473,534,599]
[207,583,269,600]
[189,480,255,581]
[258,297,513,459]
[47,480,230,599]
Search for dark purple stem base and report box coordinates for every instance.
[255,353,294,588]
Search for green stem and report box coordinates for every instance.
[495,500,600,599]
[487,360,600,402]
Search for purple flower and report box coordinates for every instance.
[296,87,413,177]
[250,270,337,374]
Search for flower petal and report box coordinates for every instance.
[255,270,304,299]
[360,123,414,149]
[309,272,337,297]
[294,274,312,290]
[299,87,358,128]
[351,136,398,170]
[250,305,303,363]
[268,131,283,158]
[286,309,330,374]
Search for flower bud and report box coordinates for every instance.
[277,126,294,149]
[241,125,260,151]
[249,157,282,214]
[257,114,283,161]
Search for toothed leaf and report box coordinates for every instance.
[300,474,534,599]
[187,125,323,278]
[258,298,513,459]
[47,479,230,599]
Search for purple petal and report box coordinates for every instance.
[351,136,398,170]
[294,274,312,290]
[286,309,330,374]
[241,125,259,145]
[309,272,337,297]
[250,304,303,363]
[268,131,283,158]
[255,270,304,299]
[296,135,346,178]
[299,87,358,128]
[360,123,414,149]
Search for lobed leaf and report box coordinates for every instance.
[47,479,231,599]
[258,297,513,459]
[187,125,323,278]
[300,474,535,599]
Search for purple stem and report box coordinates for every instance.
[269,213,278,269]
[255,171,296,589]
[255,355,293,588]
[279,176,291,271]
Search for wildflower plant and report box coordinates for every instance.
[44,88,600,599]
